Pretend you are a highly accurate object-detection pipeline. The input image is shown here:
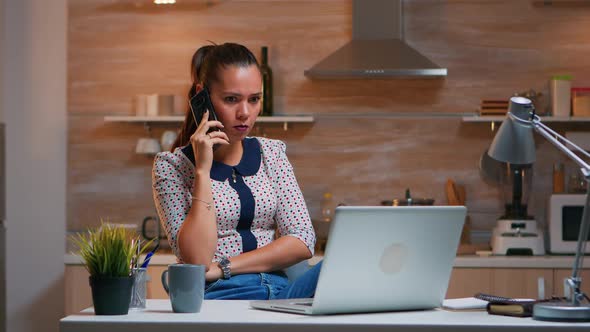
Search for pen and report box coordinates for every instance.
[141,241,160,268]
[135,239,141,269]
[130,238,136,271]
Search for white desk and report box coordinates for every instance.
[60,299,590,332]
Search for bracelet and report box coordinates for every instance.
[190,195,213,211]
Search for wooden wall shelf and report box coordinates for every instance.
[104,115,315,131]
[462,116,590,123]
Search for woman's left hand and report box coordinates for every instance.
[205,262,223,282]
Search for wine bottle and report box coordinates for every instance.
[260,46,273,116]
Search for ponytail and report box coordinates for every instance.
[171,45,215,151]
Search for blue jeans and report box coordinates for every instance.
[204,261,323,300]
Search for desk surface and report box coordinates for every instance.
[60,299,590,332]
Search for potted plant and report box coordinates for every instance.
[70,222,151,315]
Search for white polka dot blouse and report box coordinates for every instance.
[152,137,316,263]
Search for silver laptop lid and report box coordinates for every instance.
[311,206,466,315]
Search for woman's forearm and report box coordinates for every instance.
[177,171,218,266]
[228,236,313,276]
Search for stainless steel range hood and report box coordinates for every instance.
[304,0,447,79]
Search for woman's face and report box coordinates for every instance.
[208,65,262,143]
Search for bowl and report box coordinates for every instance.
[380,198,435,206]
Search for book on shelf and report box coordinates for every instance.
[479,99,508,116]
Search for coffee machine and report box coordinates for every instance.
[491,163,545,255]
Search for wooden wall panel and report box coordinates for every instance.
[68,115,159,229]
[67,0,590,237]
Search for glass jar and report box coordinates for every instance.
[568,172,588,193]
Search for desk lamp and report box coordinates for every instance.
[487,96,590,322]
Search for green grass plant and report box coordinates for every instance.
[70,221,152,278]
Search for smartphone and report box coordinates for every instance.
[188,86,220,133]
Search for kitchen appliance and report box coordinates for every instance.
[490,163,545,255]
[548,194,590,254]
[491,219,545,256]
[141,216,170,250]
[380,189,435,206]
[304,0,446,78]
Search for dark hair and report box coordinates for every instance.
[172,42,261,151]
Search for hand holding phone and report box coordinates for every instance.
[188,86,229,157]
[189,87,220,134]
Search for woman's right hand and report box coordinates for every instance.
[205,261,223,282]
[190,110,230,174]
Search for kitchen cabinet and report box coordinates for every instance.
[64,266,93,316]
[446,268,493,298]
[553,269,590,298]
[491,268,553,299]
[445,267,588,299]
[146,266,169,299]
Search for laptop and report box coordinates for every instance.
[250,205,466,315]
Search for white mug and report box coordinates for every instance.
[146,94,159,117]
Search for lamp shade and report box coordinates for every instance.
[487,97,536,164]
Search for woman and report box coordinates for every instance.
[152,43,321,300]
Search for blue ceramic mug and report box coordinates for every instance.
[161,264,206,313]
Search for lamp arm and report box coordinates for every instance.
[530,117,590,303]
[529,119,590,173]
[574,188,590,275]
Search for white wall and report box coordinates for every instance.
[0,0,3,122]
[1,1,67,332]
[0,0,5,331]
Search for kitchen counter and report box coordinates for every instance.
[64,253,584,269]
[60,299,590,332]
